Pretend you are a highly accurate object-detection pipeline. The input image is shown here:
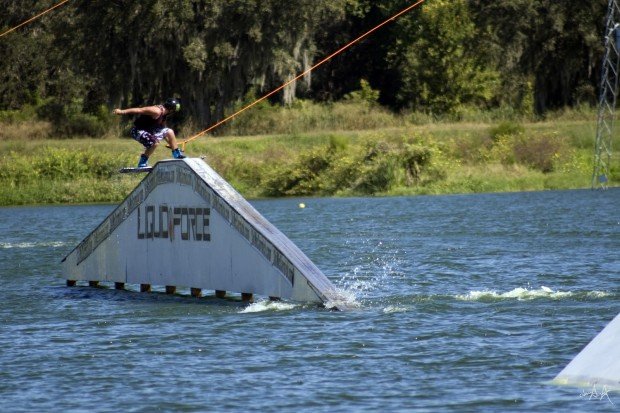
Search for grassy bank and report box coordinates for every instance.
[1,115,614,206]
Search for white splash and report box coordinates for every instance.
[336,241,404,304]
[323,287,361,310]
[383,305,409,314]
[0,241,67,249]
[456,286,610,301]
[337,266,377,294]
[586,291,612,299]
[239,300,298,313]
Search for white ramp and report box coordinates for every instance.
[62,158,346,308]
[553,313,620,391]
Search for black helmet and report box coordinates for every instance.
[163,98,181,112]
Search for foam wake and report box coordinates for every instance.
[239,300,299,313]
[0,241,67,249]
[456,286,611,301]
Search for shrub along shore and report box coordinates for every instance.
[0,109,613,206]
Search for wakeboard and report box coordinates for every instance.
[119,166,153,174]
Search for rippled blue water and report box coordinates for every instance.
[0,189,618,412]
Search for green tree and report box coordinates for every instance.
[312,0,499,114]
[72,0,351,127]
[394,0,499,113]
[0,0,609,126]
[470,0,606,114]
[0,1,56,109]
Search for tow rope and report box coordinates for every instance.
[179,0,426,150]
[0,0,71,38]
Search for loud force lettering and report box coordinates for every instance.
[137,205,211,241]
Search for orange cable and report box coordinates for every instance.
[0,0,72,38]
[180,0,426,148]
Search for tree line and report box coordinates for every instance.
[0,0,608,133]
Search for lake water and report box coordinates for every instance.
[0,189,618,412]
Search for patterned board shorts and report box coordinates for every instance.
[130,127,171,148]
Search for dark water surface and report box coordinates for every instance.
[0,189,618,412]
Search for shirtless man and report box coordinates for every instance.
[114,98,186,167]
